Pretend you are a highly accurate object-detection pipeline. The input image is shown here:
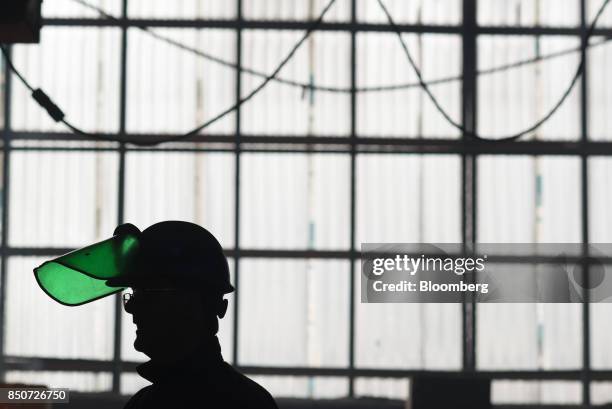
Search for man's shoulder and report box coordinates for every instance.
[122,384,153,409]
[122,363,278,409]
[219,362,278,408]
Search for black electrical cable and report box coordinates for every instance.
[4,0,611,145]
[71,0,612,94]
[1,0,338,146]
[377,0,612,142]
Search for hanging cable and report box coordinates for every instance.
[1,0,338,146]
[71,0,612,94]
[377,0,612,141]
[4,0,611,144]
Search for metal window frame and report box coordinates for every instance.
[0,0,605,405]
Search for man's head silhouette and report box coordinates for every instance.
[109,221,233,363]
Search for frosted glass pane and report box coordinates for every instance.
[356,266,461,369]
[239,259,349,367]
[129,0,236,19]
[477,303,582,369]
[589,159,612,369]
[591,304,612,368]
[241,153,350,250]
[478,0,579,26]
[9,151,118,247]
[11,28,121,133]
[356,155,461,244]
[357,0,462,25]
[125,152,235,248]
[42,0,121,18]
[356,303,461,369]
[589,158,612,242]
[478,36,581,141]
[250,376,348,398]
[478,156,581,243]
[0,60,4,130]
[6,371,112,392]
[592,382,612,405]
[588,0,612,27]
[492,381,581,404]
[357,34,461,138]
[6,257,115,359]
[241,31,350,136]
[354,378,409,400]
[126,29,236,134]
[588,39,612,141]
[244,0,350,21]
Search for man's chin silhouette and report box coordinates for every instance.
[114,221,278,409]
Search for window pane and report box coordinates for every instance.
[356,264,462,369]
[356,154,461,244]
[6,257,115,359]
[478,156,582,243]
[592,382,612,405]
[588,0,612,27]
[478,36,581,141]
[590,158,612,370]
[477,302,582,369]
[478,0,579,26]
[250,376,349,398]
[129,0,236,19]
[125,151,235,248]
[42,0,121,18]
[357,34,462,139]
[589,158,612,242]
[354,378,409,400]
[9,151,118,247]
[243,0,351,21]
[0,58,5,130]
[6,371,112,392]
[492,380,581,404]
[241,31,351,136]
[239,259,349,367]
[241,153,350,250]
[11,28,121,133]
[591,303,612,369]
[126,29,236,135]
[357,0,462,25]
[588,38,612,141]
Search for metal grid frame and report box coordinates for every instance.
[0,0,609,405]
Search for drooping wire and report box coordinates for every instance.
[4,0,612,144]
[1,0,338,146]
[71,0,612,94]
[377,0,612,142]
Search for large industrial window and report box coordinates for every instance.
[1,0,612,406]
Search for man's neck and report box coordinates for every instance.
[137,335,224,383]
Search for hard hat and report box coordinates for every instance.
[34,221,233,306]
[106,221,234,295]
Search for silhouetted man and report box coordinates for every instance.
[108,221,278,409]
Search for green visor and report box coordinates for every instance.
[34,232,140,306]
